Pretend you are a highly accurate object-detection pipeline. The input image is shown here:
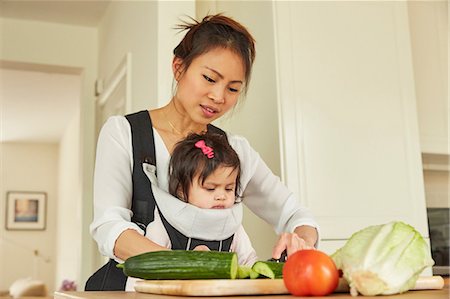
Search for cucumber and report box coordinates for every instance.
[116,250,238,280]
[249,267,260,279]
[237,265,259,279]
[252,261,284,279]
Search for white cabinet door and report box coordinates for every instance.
[273,2,429,250]
[408,1,448,155]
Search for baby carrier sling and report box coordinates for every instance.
[85,110,231,291]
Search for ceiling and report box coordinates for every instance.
[0,0,109,27]
[0,0,110,143]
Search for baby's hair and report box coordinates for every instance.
[173,14,256,95]
[169,131,241,202]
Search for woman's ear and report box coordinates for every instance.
[172,56,184,81]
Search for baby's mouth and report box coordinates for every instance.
[212,205,225,209]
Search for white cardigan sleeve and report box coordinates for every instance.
[89,116,142,260]
[228,134,320,241]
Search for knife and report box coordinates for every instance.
[267,250,287,263]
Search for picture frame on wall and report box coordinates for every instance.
[5,191,47,230]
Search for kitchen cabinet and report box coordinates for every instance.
[408,1,448,155]
[422,154,450,208]
[272,1,429,258]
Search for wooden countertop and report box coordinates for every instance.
[54,287,449,299]
[54,277,449,299]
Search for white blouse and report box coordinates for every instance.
[89,115,320,261]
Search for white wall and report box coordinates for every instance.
[157,2,196,107]
[0,17,97,290]
[56,109,81,290]
[98,1,157,113]
[98,1,195,116]
[0,143,58,292]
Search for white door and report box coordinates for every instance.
[95,53,132,137]
[273,1,429,257]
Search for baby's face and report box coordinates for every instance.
[188,166,238,209]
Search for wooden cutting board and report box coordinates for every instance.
[134,275,444,296]
[136,279,287,296]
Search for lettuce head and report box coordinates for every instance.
[331,221,434,296]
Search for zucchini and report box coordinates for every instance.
[252,261,284,279]
[237,265,259,279]
[117,250,238,280]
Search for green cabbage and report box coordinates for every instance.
[331,221,434,296]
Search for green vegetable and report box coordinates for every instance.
[252,261,284,279]
[331,221,434,296]
[117,250,238,280]
[237,265,259,279]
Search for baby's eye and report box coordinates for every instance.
[205,188,215,191]
[226,188,235,192]
[203,75,215,83]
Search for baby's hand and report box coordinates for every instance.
[272,233,314,260]
[193,245,210,251]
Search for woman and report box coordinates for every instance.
[87,14,319,290]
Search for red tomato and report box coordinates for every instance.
[283,250,339,296]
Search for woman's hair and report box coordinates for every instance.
[173,14,256,95]
[169,131,241,202]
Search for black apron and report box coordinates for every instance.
[85,111,230,291]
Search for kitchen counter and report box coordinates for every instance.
[54,288,449,299]
[54,277,449,299]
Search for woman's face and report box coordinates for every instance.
[187,166,238,209]
[173,47,245,125]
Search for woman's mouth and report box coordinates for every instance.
[200,105,218,118]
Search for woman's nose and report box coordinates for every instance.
[209,86,225,104]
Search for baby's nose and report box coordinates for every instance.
[215,193,226,200]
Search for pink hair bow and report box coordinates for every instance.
[195,140,214,159]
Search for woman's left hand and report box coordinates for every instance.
[193,245,210,251]
[272,233,314,260]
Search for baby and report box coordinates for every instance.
[146,131,257,265]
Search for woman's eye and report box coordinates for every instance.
[203,75,215,83]
[228,87,240,93]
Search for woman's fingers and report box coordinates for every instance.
[286,234,300,256]
[272,233,289,259]
[272,233,315,259]
[193,245,210,251]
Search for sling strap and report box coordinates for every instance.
[85,111,156,291]
[127,111,157,230]
[85,111,227,291]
